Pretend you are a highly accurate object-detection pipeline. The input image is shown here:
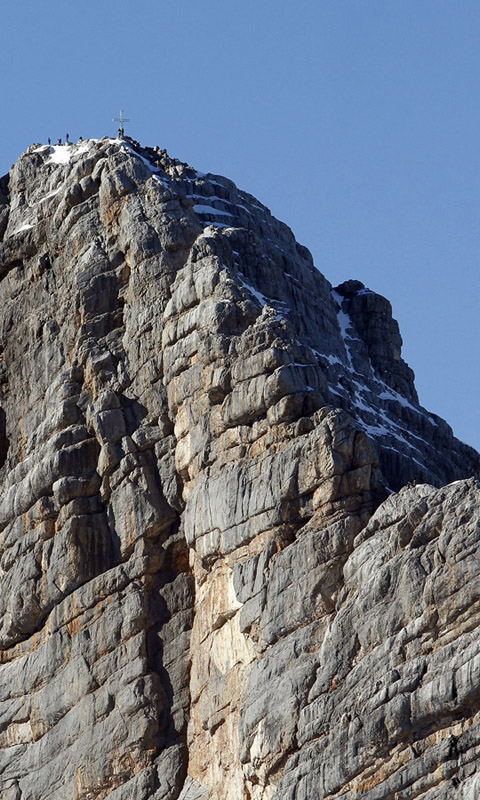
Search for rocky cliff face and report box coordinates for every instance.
[0,137,479,800]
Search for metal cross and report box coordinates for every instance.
[113,109,131,136]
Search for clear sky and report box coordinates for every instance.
[2,0,479,452]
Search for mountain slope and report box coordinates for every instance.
[0,137,478,800]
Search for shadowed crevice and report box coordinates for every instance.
[0,407,8,469]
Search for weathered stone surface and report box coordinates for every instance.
[0,137,478,799]
[273,479,480,799]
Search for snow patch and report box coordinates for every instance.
[238,278,268,307]
[193,204,233,217]
[152,174,170,189]
[10,223,33,236]
[187,194,251,215]
[119,142,159,173]
[75,142,92,157]
[196,224,234,238]
[33,188,62,206]
[378,387,438,426]
[312,349,344,367]
[204,222,235,230]
[47,146,73,165]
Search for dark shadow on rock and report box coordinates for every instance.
[0,407,8,469]
[146,526,194,784]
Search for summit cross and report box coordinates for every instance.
[113,109,131,137]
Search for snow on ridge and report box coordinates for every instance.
[120,141,157,172]
[193,204,234,217]
[328,287,439,458]
[194,175,242,195]
[152,174,170,189]
[378,387,439,426]
[232,262,291,316]
[47,145,73,165]
[32,188,62,206]
[333,288,420,412]
[75,141,92,157]
[8,222,34,237]
[229,267,430,462]
[205,222,235,230]
[44,139,98,166]
[237,276,268,307]
[332,292,356,372]
[196,224,236,239]
[191,175,270,223]
[110,140,171,188]
[187,193,252,215]
[196,177,228,190]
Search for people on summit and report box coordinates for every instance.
[48,118,127,147]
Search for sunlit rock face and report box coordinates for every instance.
[0,137,478,800]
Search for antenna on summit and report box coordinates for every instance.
[113,109,130,138]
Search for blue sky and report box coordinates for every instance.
[2,0,479,452]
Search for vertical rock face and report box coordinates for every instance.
[0,137,478,799]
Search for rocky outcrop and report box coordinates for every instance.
[264,478,480,799]
[0,137,479,799]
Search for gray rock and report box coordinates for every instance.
[0,136,478,799]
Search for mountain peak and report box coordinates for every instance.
[0,138,479,800]
[2,136,476,489]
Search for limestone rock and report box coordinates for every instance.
[0,136,478,799]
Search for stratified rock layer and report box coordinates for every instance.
[0,137,478,799]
